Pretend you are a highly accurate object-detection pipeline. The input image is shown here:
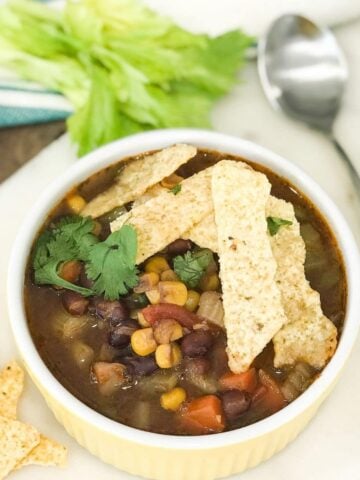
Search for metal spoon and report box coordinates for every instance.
[258,14,360,191]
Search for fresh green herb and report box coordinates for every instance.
[32,216,139,300]
[267,216,293,236]
[169,184,182,195]
[33,216,96,296]
[173,249,213,288]
[0,0,253,156]
[86,225,139,300]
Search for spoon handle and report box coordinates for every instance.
[331,136,360,193]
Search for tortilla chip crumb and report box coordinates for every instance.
[82,144,196,218]
[0,417,40,479]
[15,434,67,470]
[0,361,24,421]
[212,160,287,373]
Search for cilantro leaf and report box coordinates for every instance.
[169,184,181,195]
[173,249,213,288]
[52,215,99,260]
[267,216,293,236]
[33,223,94,296]
[85,225,139,300]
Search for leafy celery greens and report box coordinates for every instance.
[32,216,139,300]
[173,249,213,288]
[0,0,253,156]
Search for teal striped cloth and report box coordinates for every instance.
[0,0,71,127]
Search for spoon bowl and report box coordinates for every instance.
[258,14,348,132]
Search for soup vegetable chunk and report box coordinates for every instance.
[25,145,346,435]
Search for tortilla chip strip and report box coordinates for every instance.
[0,361,68,473]
[0,362,24,420]
[132,183,165,208]
[0,417,39,480]
[212,160,287,373]
[15,434,67,470]
[268,197,338,368]
[111,167,214,264]
[186,198,337,368]
[82,144,197,218]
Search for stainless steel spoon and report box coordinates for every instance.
[258,14,360,191]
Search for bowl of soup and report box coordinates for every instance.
[7,129,360,479]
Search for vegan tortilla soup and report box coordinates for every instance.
[25,145,346,435]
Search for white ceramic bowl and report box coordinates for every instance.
[7,129,360,480]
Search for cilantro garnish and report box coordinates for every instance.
[169,184,182,195]
[85,226,139,300]
[173,249,213,288]
[33,216,96,297]
[32,216,139,300]
[267,216,293,236]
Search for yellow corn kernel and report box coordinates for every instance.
[131,328,157,356]
[66,193,87,214]
[158,281,187,306]
[155,343,182,369]
[145,256,170,275]
[199,273,220,292]
[135,310,150,327]
[146,288,161,305]
[138,311,150,327]
[160,387,186,411]
[134,272,160,293]
[160,269,179,282]
[184,290,200,312]
[160,173,184,189]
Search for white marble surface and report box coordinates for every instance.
[0,13,360,480]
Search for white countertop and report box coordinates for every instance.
[1,12,360,480]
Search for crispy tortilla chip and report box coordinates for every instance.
[187,194,337,369]
[15,434,67,470]
[0,417,40,479]
[212,160,287,373]
[132,183,165,208]
[111,167,214,264]
[268,197,338,368]
[183,214,218,251]
[0,361,24,420]
[82,144,197,218]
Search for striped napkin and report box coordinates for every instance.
[0,0,72,127]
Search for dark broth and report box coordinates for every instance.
[25,149,346,434]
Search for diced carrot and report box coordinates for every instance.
[251,369,286,415]
[180,395,225,434]
[219,368,258,393]
[141,304,200,329]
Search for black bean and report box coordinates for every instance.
[222,390,251,421]
[183,356,210,376]
[122,356,158,377]
[62,291,89,316]
[90,298,128,326]
[79,266,94,289]
[181,330,213,357]
[108,320,138,348]
[167,239,192,255]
